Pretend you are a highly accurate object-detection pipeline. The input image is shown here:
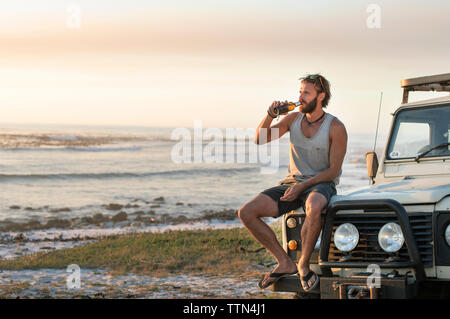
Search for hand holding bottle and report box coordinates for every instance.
[267,100,299,118]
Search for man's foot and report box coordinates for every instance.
[258,264,298,289]
[258,270,298,289]
[300,270,320,292]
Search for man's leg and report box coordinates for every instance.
[298,192,327,288]
[238,193,297,281]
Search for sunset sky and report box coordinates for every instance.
[1,0,449,134]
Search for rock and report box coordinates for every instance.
[203,209,237,221]
[45,219,71,229]
[9,205,21,210]
[70,218,83,228]
[50,207,71,213]
[147,210,155,215]
[135,216,156,223]
[176,202,184,206]
[81,216,94,224]
[150,205,161,208]
[125,204,140,208]
[92,213,107,223]
[105,203,124,211]
[25,220,42,230]
[112,211,128,222]
[173,215,188,223]
[94,292,105,299]
[14,233,26,241]
[153,196,165,202]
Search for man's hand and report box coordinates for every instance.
[267,100,289,118]
[255,102,298,145]
[280,183,307,201]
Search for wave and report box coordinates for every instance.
[0,166,264,181]
[67,146,142,152]
[0,146,143,152]
[48,136,78,141]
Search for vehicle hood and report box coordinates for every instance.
[332,177,450,205]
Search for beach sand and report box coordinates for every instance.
[0,269,289,299]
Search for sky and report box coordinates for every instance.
[1,0,449,134]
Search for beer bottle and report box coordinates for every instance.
[273,101,300,116]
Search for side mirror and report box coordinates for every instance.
[365,152,379,184]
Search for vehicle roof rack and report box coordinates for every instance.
[401,73,450,103]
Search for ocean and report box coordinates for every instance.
[0,123,384,226]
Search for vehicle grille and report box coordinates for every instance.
[328,212,433,268]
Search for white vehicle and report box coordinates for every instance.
[274,73,450,299]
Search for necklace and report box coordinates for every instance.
[305,112,326,126]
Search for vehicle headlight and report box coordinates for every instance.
[334,223,359,252]
[445,224,450,247]
[378,222,405,252]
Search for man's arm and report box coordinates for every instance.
[254,101,298,145]
[280,118,347,200]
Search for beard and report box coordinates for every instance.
[299,96,318,114]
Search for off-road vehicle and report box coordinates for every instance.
[274,73,450,299]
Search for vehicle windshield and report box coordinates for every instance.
[387,104,450,160]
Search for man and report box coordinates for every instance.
[238,74,347,292]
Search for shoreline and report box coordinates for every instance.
[0,219,248,260]
[0,206,250,260]
[0,196,240,233]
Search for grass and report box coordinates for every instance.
[0,223,282,278]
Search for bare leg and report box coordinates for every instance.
[298,192,327,288]
[238,193,297,278]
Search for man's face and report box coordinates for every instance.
[298,82,320,114]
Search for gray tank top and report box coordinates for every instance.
[280,112,340,186]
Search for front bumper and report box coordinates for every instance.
[320,275,417,299]
[273,274,418,299]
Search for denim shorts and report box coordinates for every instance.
[260,182,336,216]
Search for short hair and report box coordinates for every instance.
[299,74,331,108]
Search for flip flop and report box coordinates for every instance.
[301,270,320,292]
[258,271,298,289]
